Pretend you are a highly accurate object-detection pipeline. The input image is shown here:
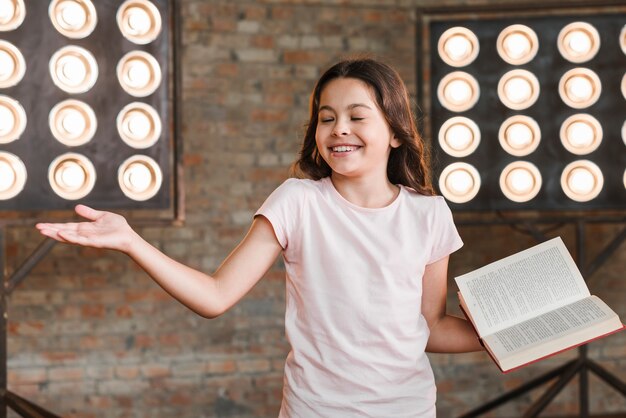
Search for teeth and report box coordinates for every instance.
[332,146,357,152]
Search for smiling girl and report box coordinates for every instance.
[37,58,483,417]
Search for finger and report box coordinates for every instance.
[75,204,106,221]
[37,228,73,244]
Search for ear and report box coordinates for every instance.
[390,135,401,149]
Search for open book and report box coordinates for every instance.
[455,237,624,373]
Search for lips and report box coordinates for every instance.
[330,145,360,153]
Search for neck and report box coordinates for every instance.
[330,174,399,209]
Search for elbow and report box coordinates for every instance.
[196,301,228,319]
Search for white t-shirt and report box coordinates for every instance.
[255,177,463,418]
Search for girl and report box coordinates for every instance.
[37,58,484,417]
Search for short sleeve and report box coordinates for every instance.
[254,178,303,250]
[427,197,463,264]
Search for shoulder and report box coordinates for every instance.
[402,187,448,211]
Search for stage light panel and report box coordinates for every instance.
[117,0,162,45]
[438,116,480,157]
[0,151,25,200]
[0,95,26,144]
[497,69,540,110]
[0,0,178,215]
[557,22,600,63]
[49,45,98,94]
[497,24,538,65]
[48,153,96,200]
[561,160,603,202]
[498,115,541,157]
[499,161,542,203]
[117,50,161,97]
[117,102,161,149]
[0,39,24,88]
[423,7,625,212]
[560,114,602,156]
[49,99,97,147]
[437,26,479,67]
[49,0,97,39]
[118,155,162,201]
[439,162,481,204]
[559,68,601,109]
[0,0,24,31]
[437,71,479,112]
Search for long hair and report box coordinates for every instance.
[290,58,434,196]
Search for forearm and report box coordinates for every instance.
[125,231,224,318]
[426,314,484,353]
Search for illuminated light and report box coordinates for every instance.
[49,99,97,147]
[560,160,603,202]
[437,71,479,112]
[437,26,479,67]
[622,120,626,146]
[117,102,161,149]
[622,72,625,100]
[559,68,601,109]
[0,40,25,88]
[560,114,602,155]
[499,161,542,203]
[117,0,162,45]
[0,0,25,31]
[0,151,26,200]
[497,24,538,65]
[624,168,626,190]
[497,69,540,110]
[48,153,96,200]
[0,95,26,144]
[439,162,481,204]
[438,116,480,157]
[621,25,626,55]
[49,0,97,39]
[117,50,162,97]
[498,115,541,157]
[557,22,600,63]
[118,155,162,201]
[49,45,98,94]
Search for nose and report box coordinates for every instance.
[332,118,350,136]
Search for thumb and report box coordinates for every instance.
[75,204,105,221]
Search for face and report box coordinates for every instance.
[315,77,400,181]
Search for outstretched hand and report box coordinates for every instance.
[36,204,136,253]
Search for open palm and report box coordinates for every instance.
[36,204,135,253]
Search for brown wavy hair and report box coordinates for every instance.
[290,58,434,196]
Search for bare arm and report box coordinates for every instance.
[37,205,283,318]
[421,256,484,353]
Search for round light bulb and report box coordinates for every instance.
[127,163,151,191]
[447,170,473,195]
[504,77,532,104]
[61,109,86,137]
[508,168,534,194]
[446,124,473,151]
[59,162,85,190]
[126,60,150,88]
[0,50,14,78]
[447,79,471,103]
[567,121,594,148]
[60,55,87,86]
[0,103,14,136]
[60,1,86,28]
[127,112,151,138]
[568,30,591,54]
[504,33,530,59]
[567,76,593,101]
[568,167,595,195]
[507,123,533,149]
[445,35,471,61]
[127,6,150,33]
[0,1,15,23]
[0,159,15,191]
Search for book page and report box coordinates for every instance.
[483,295,622,371]
[455,237,588,336]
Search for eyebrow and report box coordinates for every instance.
[319,103,373,112]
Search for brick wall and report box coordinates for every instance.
[4,0,625,417]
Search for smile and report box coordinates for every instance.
[331,145,360,153]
